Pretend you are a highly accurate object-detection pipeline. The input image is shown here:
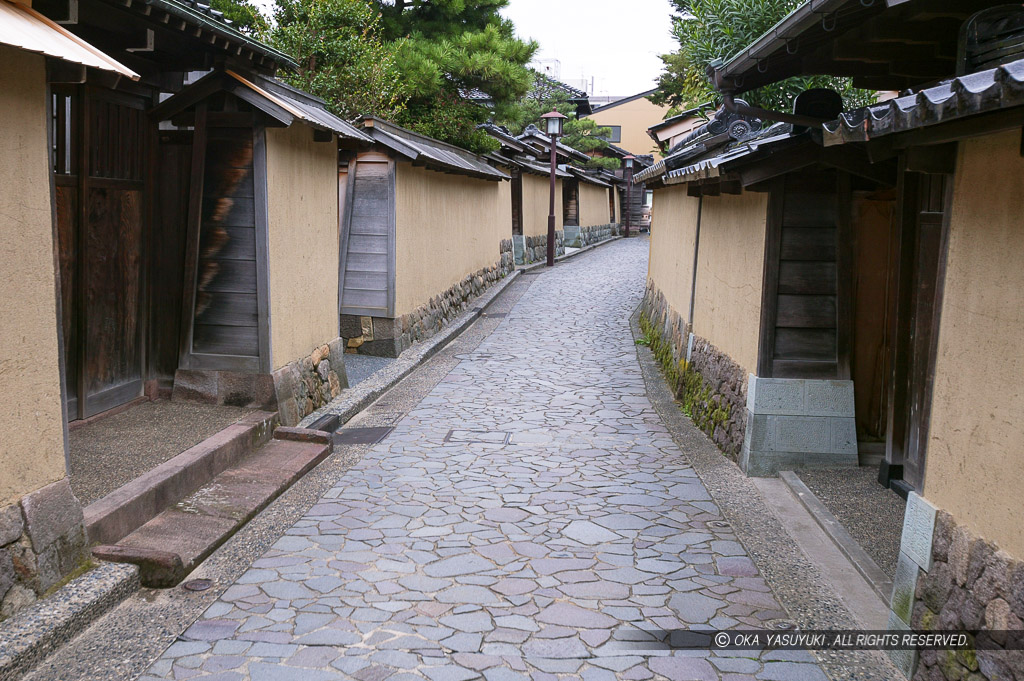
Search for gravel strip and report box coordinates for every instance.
[796,467,905,579]
[69,402,255,505]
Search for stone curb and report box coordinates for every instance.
[0,562,139,681]
[299,268,523,429]
[779,470,895,603]
[518,235,625,272]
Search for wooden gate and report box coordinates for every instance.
[54,86,148,419]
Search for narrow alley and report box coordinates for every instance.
[133,239,829,681]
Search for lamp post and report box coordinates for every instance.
[623,155,635,238]
[541,110,566,267]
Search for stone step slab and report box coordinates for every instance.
[83,411,279,546]
[93,436,331,587]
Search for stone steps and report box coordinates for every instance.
[92,431,331,587]
[83,411,279,547]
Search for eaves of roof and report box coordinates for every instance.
[589,88,659,113]
[147,0,298,69]
[362,117,509,181]
[823,57,1024,146]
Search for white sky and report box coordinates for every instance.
[500,0,678,97]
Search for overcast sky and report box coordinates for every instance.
[500,0,678,97]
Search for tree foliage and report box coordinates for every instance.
[651,0,872,112]
[365,0,538,153]
[269,0,409,121]
[210,0,268,35]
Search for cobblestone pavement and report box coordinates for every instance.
[140,238,828,681]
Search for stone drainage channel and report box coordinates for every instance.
[20,238,894,681]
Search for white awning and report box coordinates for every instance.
[0,0,138,79]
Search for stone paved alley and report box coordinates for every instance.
[139,238,829,681]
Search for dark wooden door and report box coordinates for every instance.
[902,173,947,490]
[511,170,523,236]
[55,87,148,419]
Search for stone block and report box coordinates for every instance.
[891,553,920,626]
[0,503,24,546]
[900,492,938,572]
[22,479,85,556]
[0,547,14,600]
[772,416,831,453]
[339,314,363,338]
[745,412,770,452]
[370,316,398,339]
[747,376,804,415]
[171,369,218,404]
[217,371,276,410]
[886,610,917,678]
[804,380,856,416]
[830,417,858,454]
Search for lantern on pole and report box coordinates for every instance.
[540,110,567,266]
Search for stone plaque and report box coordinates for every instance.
[886,609,918,678]
[890,553,920,625]
[900,492,938,572]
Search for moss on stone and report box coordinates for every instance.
[639,313,732,453]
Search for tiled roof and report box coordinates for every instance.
[361,117,509,181]
[823,57,1024,146]
[245,74,372,142]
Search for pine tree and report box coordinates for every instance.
[366,0,538,153]
[270,0,409,121]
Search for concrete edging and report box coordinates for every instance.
[0,562,139,681]
[779,470,895,603]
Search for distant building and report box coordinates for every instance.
[584,89,672,155]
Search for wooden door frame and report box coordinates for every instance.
[74,85,149,418]
[881,153,956,494]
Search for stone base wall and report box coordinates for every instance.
[172,370,277,410]
[515,231,565,265]
[741,377,858,477]
[342,242,514,358]
[887,493,1024,680]
[640,282,747,459]
[1,479,88,620]
[580,223,620,246]
[272,339,349,427]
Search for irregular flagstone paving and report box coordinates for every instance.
[141,238,828,681]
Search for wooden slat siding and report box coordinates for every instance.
[769,170,840,379]
[192,324,259,356]
[189,127,260,359]
[777,295,836,327]
[341,154,393,317]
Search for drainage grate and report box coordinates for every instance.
[482,312,507,318]
[308,413,341,432]
[333,426,394,445]
[453,352,516,362]
[444,429,511,445]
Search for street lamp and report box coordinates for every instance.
[541,110,566,267]
[623,155,635,238]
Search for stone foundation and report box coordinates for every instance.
[640,282,747,459]
[580,223,621,246]
[741,377,858,476]
[887,493,1024,680]
[342,243,514,358]
[172,369,277,410]
[513,231,565,265]
[271,339,349,427]
[1,479,89,620]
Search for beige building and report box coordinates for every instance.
[584,89,672,156]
